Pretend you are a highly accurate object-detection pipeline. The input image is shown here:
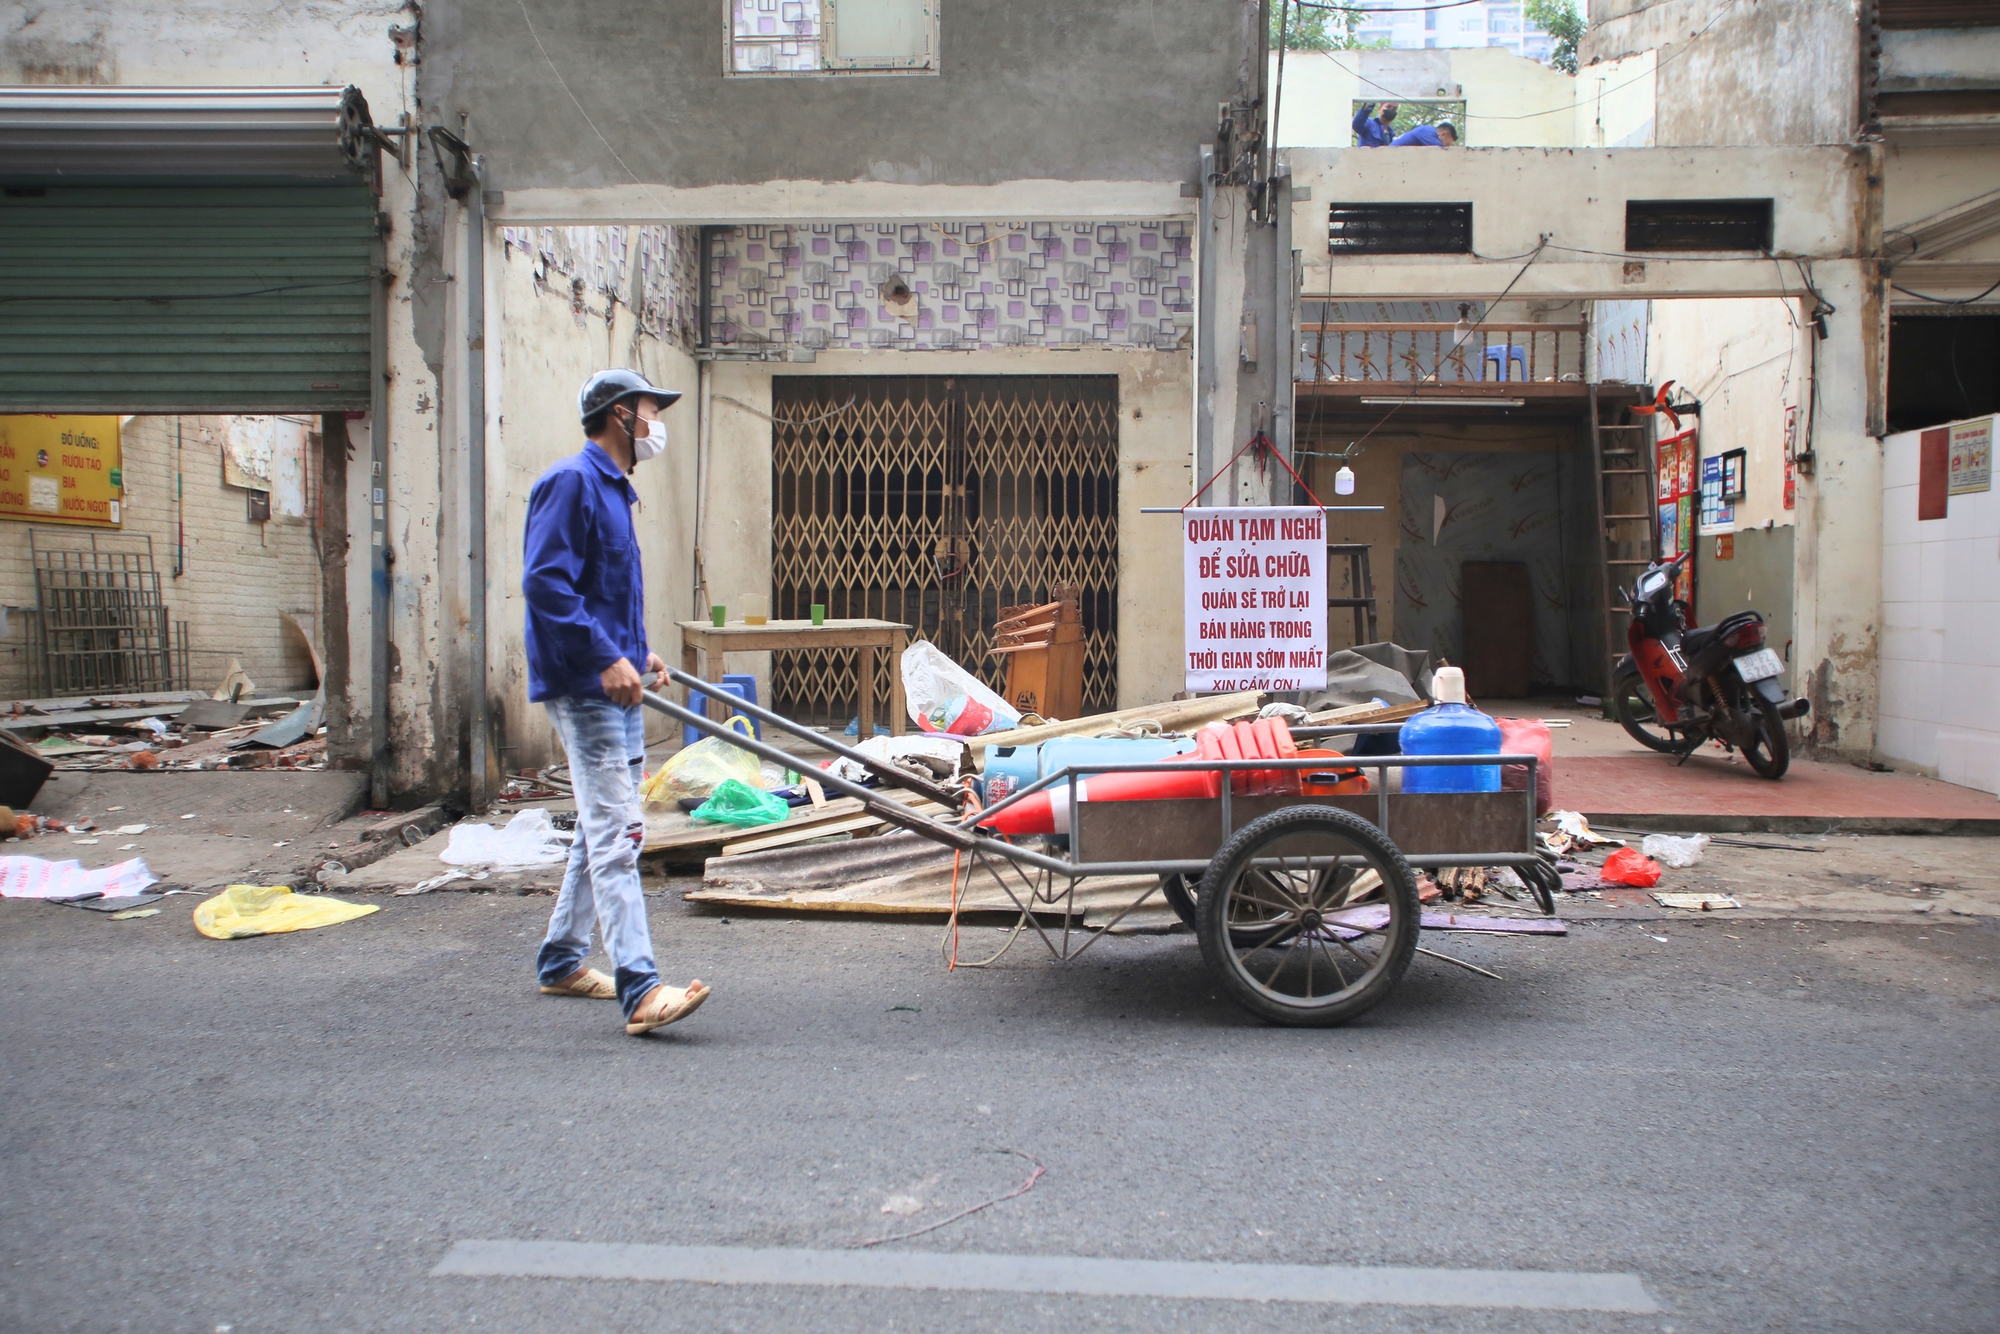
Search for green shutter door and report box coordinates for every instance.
[0,182,375,413]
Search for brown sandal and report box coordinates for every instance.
[625,980,711,1034]
[539,966,616,999]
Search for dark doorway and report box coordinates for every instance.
[1888,315,2000,434]
[769,375,1119,724]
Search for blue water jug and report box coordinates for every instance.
[1397,666,1501,793]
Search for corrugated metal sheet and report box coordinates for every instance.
[0,183,375,413]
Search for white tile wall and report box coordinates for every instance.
[1877,422,2000,796]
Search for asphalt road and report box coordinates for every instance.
[2,889,1995,1333]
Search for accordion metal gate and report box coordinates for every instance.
[769,375,1119,725]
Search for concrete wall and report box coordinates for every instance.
[486,229,701,771]
[1647,297,1810,532]
[0,415,324,700]
[1288,145,1874,300]
[1583,0,1861,147]
[420,0,1252,194]
[1272,47,1581,149]
[1877,419,2000,794]
[702,348,1194,714]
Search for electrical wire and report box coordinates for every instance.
[1294,0,1487,12]
[1890,276,2000,306]
[1329,238,1547,458]
[515,0,676,217]
[712,393,858,425]
[1324,0,1736,126]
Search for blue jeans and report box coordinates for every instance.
[535,695,659,1018]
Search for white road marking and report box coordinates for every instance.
[431,1240,1659,1313]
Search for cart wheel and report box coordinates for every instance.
[1159,874,1199,930]
[1196,805,1420,1027]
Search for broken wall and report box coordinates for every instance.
[0,415,324,700]
[487,225,702,771]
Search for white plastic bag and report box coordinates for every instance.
[825,733,967,785]
[0,855,157,899]
[1640,832,1710,868]
[440,808,571,869]
[900,641,1021,735]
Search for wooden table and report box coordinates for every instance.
[675,618,912,738]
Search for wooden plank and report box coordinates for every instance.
[965,691,1264,761]
[719,799,948,856]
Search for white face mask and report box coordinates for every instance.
[629,415,668,463]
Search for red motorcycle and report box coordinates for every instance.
[1610,550,1810,779]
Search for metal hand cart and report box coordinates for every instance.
[644,668,1556,1028]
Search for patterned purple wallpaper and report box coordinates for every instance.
[707,220,1192,353]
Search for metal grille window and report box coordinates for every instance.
[1327,203,1473,255]
[769,376,1119,723]
[1624,199,1774,253]
[30,532,187,695]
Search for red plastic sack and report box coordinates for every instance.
[1600,846,1662,887]
[1497,718,1554,816]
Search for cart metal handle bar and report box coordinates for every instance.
[641,685,1122,877]
[655,664,958,807]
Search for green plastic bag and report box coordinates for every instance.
[690,778,790,828]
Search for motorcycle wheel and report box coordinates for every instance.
[1612,672,1698,755]
[1741,696,1791,780]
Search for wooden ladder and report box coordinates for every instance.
[1587,384,1659,693]
[1326,543,1379,646]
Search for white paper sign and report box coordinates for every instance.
[1183,506,1327,693]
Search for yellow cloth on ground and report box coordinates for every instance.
[193,884,379,940]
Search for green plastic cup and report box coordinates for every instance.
[711,605,726,627]
[810,604,826,626]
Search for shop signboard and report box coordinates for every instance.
[0,415,123,527]
[1183,506,1328,693]
[1949,416,1992,496]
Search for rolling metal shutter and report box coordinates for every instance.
[0,181,375,413]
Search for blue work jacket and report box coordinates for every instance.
[1352,107,1394,147]
[1392,124,1446,147]
[523,442,648,702]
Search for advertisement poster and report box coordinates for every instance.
[0,415,123,527]
[1183,506,1327,693]
[1698,454,1734,535]
[1949,416,1992,496]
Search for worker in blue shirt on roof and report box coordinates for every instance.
[1392,121,1457,147]
[522,368,712,1037]
[1352,101,1399,147]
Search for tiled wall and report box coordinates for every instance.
[1877,422,2000,795]
[706,221,1192,352]
[498,225,703,349]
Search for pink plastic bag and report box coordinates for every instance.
[1600,846,1662,887]
[1497,718,1554,816]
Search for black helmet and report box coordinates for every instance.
[578,368,682,424]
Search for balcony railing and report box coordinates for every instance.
[1297,322,1587,385]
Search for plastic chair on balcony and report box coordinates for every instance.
[1484,345,1527,382]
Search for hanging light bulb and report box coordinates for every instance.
[1334,465,1356,496]
[1451,301,1474,350]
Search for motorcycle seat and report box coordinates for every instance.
[1681,625,1719,654]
